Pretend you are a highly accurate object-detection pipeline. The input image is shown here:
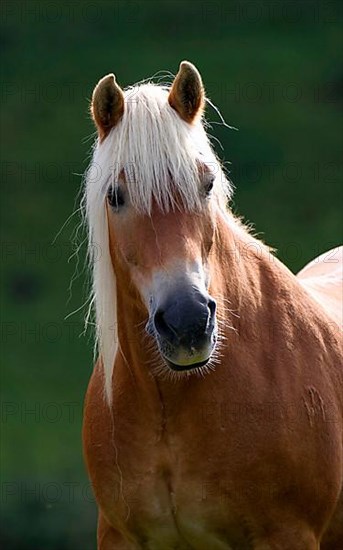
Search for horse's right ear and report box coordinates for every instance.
[91,74,124,141]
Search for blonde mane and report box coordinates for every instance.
[84,83,232,402]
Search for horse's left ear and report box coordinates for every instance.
[91,73,124,141]
[168,61,205,123]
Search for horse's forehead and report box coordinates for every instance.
[135,205,210,244]
[149,200,191,220]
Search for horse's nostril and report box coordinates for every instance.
[154,309,170,338]
[154,309,164,329]
[208,298,216,318]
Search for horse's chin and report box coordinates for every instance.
[164,356,211,372]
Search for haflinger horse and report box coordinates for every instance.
[83,61,343,549]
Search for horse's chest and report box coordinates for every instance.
[114,464,232,548]
[105,429,237,548]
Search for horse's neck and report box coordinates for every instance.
[211,210,277,321]
[211,209,323,346]
[213,210,342,355]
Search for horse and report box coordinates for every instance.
[82,61,343,549]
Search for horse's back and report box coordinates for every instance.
[297,246,342,328]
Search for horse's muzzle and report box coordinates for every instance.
[149,289,217,370]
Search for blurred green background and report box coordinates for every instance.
[1,1,342,548]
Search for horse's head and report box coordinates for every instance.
[107,191,218,373]
[87,62,231,392]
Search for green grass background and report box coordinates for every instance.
[1,1,342,548]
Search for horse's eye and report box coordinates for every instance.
[204,174,215,197]
[107,186,125,209]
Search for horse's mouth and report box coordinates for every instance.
[165,357,210,371]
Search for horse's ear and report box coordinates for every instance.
[168,61,205,123]
[91,74,124,140]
